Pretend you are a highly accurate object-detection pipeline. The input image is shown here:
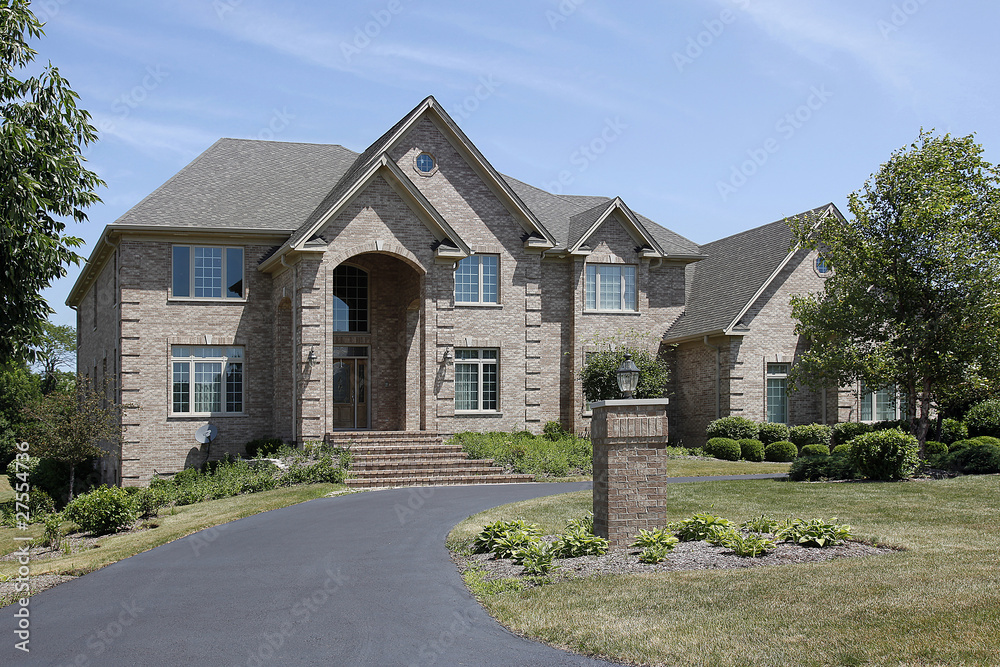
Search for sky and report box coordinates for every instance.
[29,0,1000,328]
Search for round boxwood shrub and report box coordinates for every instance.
[764,441,797,462]
[706,437,741,461]
[947,441,1000,475]
[939,418,968,445]
[64,485,138,535]
[799,444,831,457]
[757,422,789,446]
[923,440,948,468]
[706,416,759,442]
[832,444,852,456]
[964,400,1000,439]
[831,422,872,447]
[788,454,832,481]
[738,439,765,462]
[848,429,919,481]
[788,424,833,450]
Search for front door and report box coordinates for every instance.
[331,347,369,430]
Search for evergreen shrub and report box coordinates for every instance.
[764,441,797,462]
[738,439,765,462]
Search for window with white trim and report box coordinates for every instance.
[455,348,498,412]
[455,255,498,304]
[860,384,905,422]
[172,246,244,299]
[766,363,789,424]
[171,346,243,414]
[585,264,636,311]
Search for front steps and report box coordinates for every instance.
[324,431,535,489]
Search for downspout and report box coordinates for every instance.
[281,254,297,446]
[703,336,721,420]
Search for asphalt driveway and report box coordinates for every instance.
[3,475,783,666]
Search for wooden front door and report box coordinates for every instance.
[331,348,368,430]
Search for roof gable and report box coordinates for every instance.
[568,198,665,258]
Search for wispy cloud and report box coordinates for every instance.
[90,112,218,159]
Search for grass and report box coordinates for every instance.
[449,475,1000,666]
[0,475,12,501]
[0,483,346,584]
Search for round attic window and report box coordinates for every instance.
[415,152,436,173]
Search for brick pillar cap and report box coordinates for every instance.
[591,399,669,408]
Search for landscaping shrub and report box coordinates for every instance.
[964,399,1000,439]
[244,437,285,459]
[799,444,831,457]
[0,488,55,526]
[947,441,1000,475]
[705,437,741,461]
[923,441,948,468]
[542,421,565,442]
[788,454,856,481]
[64,485,138,535]
[939,418,968,445]
[41,512,63,549]
[706,416,759,441]
[671,512,732,542]
[756,422,789,446]
[874,419,912,432]
[832,444,852,456]
[133,487,169,518]
[789,424,833,450]
[449,431,592,477]
[738,439,764,462]
[764,440,797,462]
[5,456,95,507]
[831,421,872,447]
[848,429,919,481]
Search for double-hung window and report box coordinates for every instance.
[766,363,789,424]
[172,346,244,414]
[454,348,498,412]
[172,246,244,299]
[585,264,636,311]
[455,255,498,304]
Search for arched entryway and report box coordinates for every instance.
[329,252,424,431]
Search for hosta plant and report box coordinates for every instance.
[565,512,594,534]
[512,540,559,575]
[705,525,739,547]
[554,526,609,557]
[671,512,733,542]
[639,544,674,564]
[722,531,776,557]
[776,518,851,547]
[491,530,541,560]
[471,519,542,554]
[741,514,783,533]
[631,527,679,551]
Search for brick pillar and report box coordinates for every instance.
[591,399,670,550]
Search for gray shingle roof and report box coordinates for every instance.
[663,205,832,342]
[113,139,359,231]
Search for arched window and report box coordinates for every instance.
[332,265,368,332]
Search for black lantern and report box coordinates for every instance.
[616,353,640,400]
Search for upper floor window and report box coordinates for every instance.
[172,246,244,299]
[332,265,368,332]
[455,255,498,304]
[585,264,636,312]
[766,363,789,424]
[171,346,243,414]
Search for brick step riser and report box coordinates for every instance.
[352,460,496,471]
[352,467,503,478]
[345,475,535,488]
[352,453,481,462]
[347,447,463,456]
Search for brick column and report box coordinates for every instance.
[591,399,670,550]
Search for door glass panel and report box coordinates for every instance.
[356,360,367,429]
[332,362,351,404]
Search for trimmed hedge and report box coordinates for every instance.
[706,437,741,461]
[947,441,1000,474]
[832,444,852,456]
[831,422,872,447]
[789,424,833,450]
[64,485,138,535]
[848,429,919,481]
[756,422,789,446]
[738,439,765,462]
[965,400,1000,439]
[788,452,857,481]
[706,416,759,441]
[923,440,948,467]
[799,444,831,457]
[764,441,797,462]
[939,418,968,445]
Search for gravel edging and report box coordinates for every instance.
[455,537,898,585]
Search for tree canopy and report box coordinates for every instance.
[789,131,1000,452]
[32,321,76,393]
[0,1,103,364]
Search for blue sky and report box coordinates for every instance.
[34,0,1000,327]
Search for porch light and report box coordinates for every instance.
[443,348,454,365]
[616,353,640,400]
[308,347,319,366]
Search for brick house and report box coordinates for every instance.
[67,96,845,485]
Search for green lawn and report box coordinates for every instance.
[450,475,1000,667]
